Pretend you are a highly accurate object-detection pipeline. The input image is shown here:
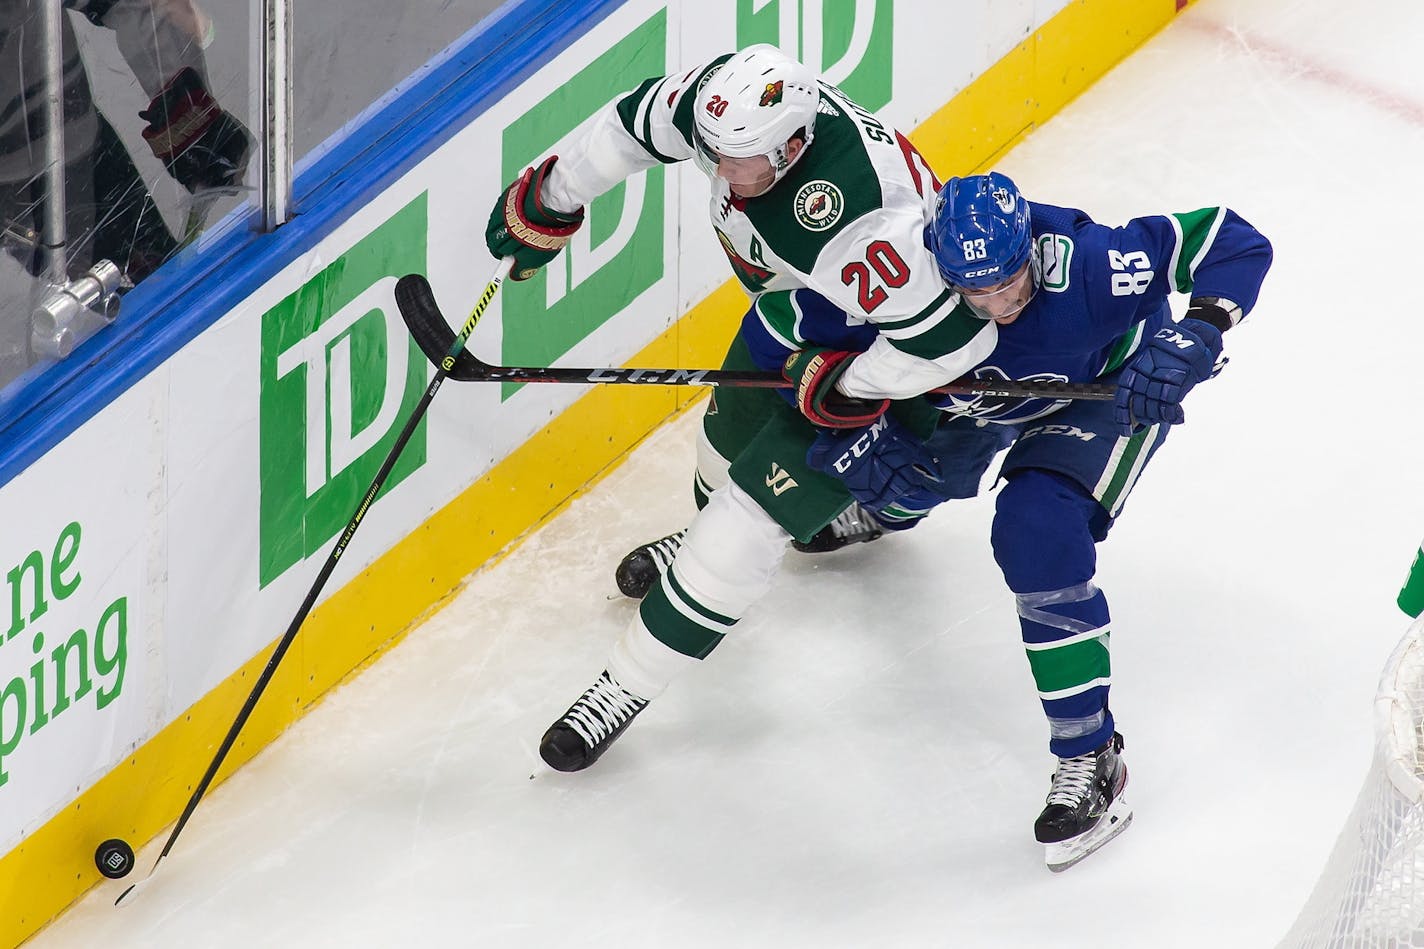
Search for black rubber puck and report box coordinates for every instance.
[94,838,135,879]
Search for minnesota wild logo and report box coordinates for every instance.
[794,180,843,232]
[759,80,784,107]
[715,228,774,291]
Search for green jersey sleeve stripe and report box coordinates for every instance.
[1171,207,1228,293]
[1098,322,1145,376]
[871,288,956,334]
[640,78,674,163]
[615,77,678,164]
[754,292,804,351]
[883,299,988,361]
[1165,213,1186,294]
[670,55,733,151]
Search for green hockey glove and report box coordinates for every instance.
[485,155,584,281]
[782,348,890,429]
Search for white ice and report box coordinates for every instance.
[30,0,1424,945]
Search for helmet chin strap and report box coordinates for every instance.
[768,128,815,186]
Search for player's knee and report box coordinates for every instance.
[674,483,790,615]
[991,469,1101,594]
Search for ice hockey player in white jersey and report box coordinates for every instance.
[485,45,996,774]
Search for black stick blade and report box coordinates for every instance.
[394,274,483,381]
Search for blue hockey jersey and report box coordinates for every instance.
[741,201,1272,424]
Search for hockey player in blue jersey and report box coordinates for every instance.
[597,165,1270,869]
[799,171,1272,869]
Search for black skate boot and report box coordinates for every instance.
[614,531,685,599]
[1034,732,1132,872]
[791,502,885,553]
[539,670,649,772]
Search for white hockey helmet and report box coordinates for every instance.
[692,44,819,188]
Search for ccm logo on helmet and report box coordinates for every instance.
[964,266,1002,279]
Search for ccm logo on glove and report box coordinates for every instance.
[1154,327,1198,350]
[826,415,891,474]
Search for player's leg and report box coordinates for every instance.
[543,481,789,771]
[993,407,1171,869]
[616,332,880,598]
[543,400,856,771]
[992,468,1128,871]
[614,332,775,597]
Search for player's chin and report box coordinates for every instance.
[730,177,776,199]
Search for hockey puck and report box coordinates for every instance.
[94,838,135,879]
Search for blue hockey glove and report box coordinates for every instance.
[1113,316,1224,435]
[806,414,944,514]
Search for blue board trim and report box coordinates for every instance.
[0,0,625,488]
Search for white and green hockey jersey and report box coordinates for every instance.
[540,54,998,402]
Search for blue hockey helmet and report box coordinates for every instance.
[929,172,1037,292]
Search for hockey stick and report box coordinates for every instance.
[394,274,1115,402]
[115,259,515,906]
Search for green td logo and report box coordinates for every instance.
[738,0,895,111]
[258,194,429,588]
[498,9,668,400]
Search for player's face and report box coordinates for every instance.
[703,137,805,199]
[715,154,778,198]
[957,262,1036,324]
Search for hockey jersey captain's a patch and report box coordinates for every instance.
[794,180,844,232]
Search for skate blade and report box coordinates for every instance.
[1044,796,1134,872]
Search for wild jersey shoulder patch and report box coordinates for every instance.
[795,180,845,232]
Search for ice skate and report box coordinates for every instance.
[1034,732,1132,871]
[791,502,885,553]
[614,531,686,599]
[539,670,649,772]
[615,503,885,600]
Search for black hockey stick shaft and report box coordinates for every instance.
[393,274,1114,402]
[437,361,1113,401]
[115,260,514,906]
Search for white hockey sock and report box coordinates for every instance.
[607,616,698,700]
[694,419,732,502]
[609,483,791,699]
